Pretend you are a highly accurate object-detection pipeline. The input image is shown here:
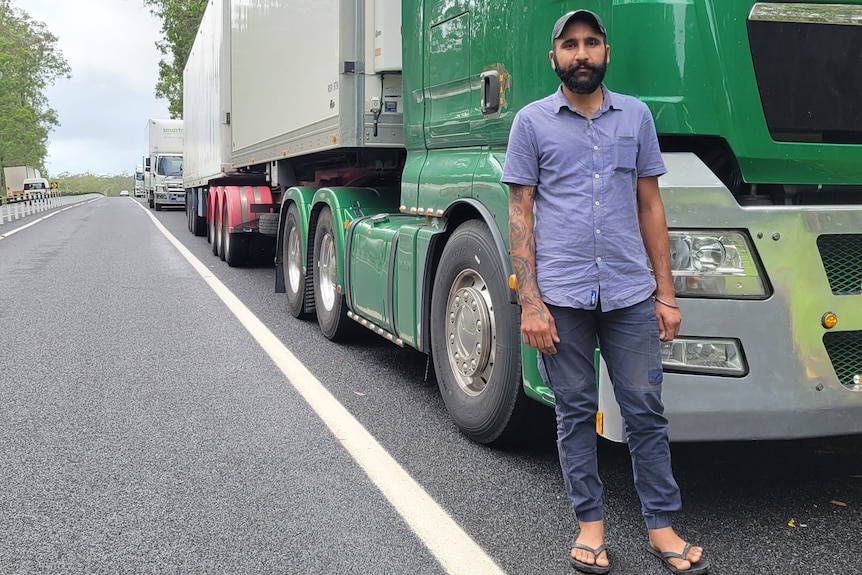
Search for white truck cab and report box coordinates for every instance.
[22,177,50,194]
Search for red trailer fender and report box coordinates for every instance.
[222,185,274,232]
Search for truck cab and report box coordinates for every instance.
[22,177,50,196]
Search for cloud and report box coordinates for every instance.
[22,0,171,176]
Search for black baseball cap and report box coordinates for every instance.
[551,10,607,45]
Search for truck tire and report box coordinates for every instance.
[210,200,219,255]
[257,213,279,236]
[312,206,353,340]
[283,204,310,318]
[155,202,162,211]
[188,193,206,236]
[223,202,247,266]
[430,220,532,445]
[214,202,225,258]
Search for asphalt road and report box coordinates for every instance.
[1,196,860,574]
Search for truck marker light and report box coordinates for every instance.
[409,207,417,214]
[331,134,338,143]
[399,206,406,212]
[821,312,838,329]
[509,274,518,291]
[435,209,444,217]
[596,411,604,435]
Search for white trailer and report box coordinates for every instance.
[183,0,233,236]
[183,0,404,256]
[3,166,39,199]
[143,119,184,211]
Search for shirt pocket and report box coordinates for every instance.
[613,136,638,172]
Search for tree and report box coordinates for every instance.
[144,0,207,119]
[0,0,70,184]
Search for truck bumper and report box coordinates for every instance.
[155,191,186,206]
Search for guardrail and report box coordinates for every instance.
[1,191,68,225]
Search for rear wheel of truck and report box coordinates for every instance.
[214,201,224,258]
[188,192,206,236]
[155,202,162,211]
[223,202,247,266]
[313,206,353,340]
[430,220,533,446]
[284,203,309,318]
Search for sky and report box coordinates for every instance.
[23,0,170,176]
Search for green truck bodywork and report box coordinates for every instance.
[232,0,862,443]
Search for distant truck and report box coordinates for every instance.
[134,164,145,197]
[22,177,50,195]
[143,119,184,211]
[3,166,39,199]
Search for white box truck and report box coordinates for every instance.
[3,165,39,199]
[143,119,184,211]
[134,164,145,197]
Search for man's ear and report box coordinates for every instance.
[549,50,556,70]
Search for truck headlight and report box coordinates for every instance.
[666,231,767,297]
[661,338,747,376]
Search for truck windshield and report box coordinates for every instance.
[157,156,183,177]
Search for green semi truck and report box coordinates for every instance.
[184,0,862,443]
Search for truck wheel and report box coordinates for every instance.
[223,202,247,266]
[430,220,529,445]
[155,202,162,212]
[210,200,219,255]
[214,202,225,258]
[284,204,309,318]
[189,193,206,236]
[312,206,352,340]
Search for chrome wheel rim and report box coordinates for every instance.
[287,225,302,293]
[319,232,337,311]
[444,269,496,396]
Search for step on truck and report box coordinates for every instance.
[184,0,862,444]
[144,119,184,211]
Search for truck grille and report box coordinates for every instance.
[748,4,862,144]
[823,331,862,388]
[817,234,862,295]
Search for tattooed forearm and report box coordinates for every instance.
[508,183,541,304]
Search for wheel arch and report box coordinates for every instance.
[418,199,517,353]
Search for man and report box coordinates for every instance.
[502,9,709,575]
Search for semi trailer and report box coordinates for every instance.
[184,0,862,444]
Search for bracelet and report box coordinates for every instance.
[654,296,679,309]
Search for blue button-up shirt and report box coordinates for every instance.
[502,85,666,312]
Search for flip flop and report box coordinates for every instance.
[568,542,610,574]
[646,543,710,574]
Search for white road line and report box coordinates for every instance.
[136,201,507,575]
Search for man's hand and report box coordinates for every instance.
[521,302,560,354]
[654,301,681,342]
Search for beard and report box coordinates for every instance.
[553,55,607,94]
